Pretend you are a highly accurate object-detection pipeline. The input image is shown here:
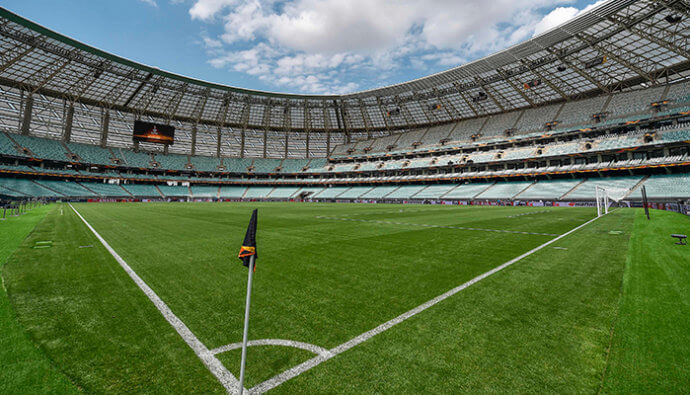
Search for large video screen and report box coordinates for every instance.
[133,121,175,145]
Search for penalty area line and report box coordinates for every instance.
[68,204,244,394]
[251,212,611,393]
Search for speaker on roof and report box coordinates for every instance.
[584,55,607,69]
[557,65,567,72]
[665,15,682,24]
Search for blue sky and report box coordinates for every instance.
[3,0,604,95]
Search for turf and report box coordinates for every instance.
[601,209,690,393]
[0,204,78,394]
[2,202,687,392]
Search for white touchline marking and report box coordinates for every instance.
[251,211,612,394]
[315,216,559,236]
[211,339,333,358]
[68,204,245,394]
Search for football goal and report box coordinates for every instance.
[595,186,630,217]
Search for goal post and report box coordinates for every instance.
[595,186,630,217]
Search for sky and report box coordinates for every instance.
[2,0,606,95]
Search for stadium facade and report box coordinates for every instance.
[0,0,689,205]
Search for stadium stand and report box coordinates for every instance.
[360,185,400,199]
[190,155,221,172]
[337,186,375,199]
[158,185,190,197]
[517,179,583,200]
[414,185,457,199]
[154,154,189,171]
[35,180,95,197]
[314,186,350,199]
[1,132,25,156]
[244,186,275,198]
[79,182,131,197]
[0,177,63,197]
[385,185,427,199]
[191,185,219,198]
[268,186,301,198]
[122,183,161,197]
[66,142,115,166]
[443,183,494,200]
[219,186,247,198]
[476,181,534,200]
[564,176,643,200]
[629,174,690,200]
[10,134,69,161]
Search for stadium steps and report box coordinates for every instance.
[624,175,650,199]
[0,183,27,197]
[473,182,496,199]
[512,181,538,199]
[410,185,430,199]
[154,185,164,198]
[266,186,277,198]
[120,184,134,198]
[61,141,75,157]
[559,179,587,200]
[439,185,461,199]
[4,132,32,156]
[382,186,402,198]
[660,84,672,100]
[31,180,66,197]
[78,182,99,196]
[241,187,249,199]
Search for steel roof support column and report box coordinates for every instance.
[20,93,32,135]
[547,49,610,94]
[100,109,109,148]
[191,124,197,156]
[63,102,74,142]
[304,100,311,159]
[575,33,657,84]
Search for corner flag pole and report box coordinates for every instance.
[238,254,255,394]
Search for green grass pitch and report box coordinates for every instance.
[1,202,688,393]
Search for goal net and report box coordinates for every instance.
[595,186,630,217]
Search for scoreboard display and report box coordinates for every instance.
[133,121,175,145]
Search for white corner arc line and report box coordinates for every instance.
[211,339,333,358]
[68,204,244,394]
[251,212,611,394]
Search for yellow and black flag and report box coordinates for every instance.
[238,209,258,271]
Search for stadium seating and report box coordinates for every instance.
[224,158,253,173]
[564,176,642,200]
[280,159,310,173]
[414,185,457,199]
[337,186,375,199]
[190,155,221,172]
[35,180,96,197]
[268,186,301,198]
[244,186,275,198]
[476,181,533,200]
[0,132,24,157]
[251,159,282,173]
[158,185,190,197]
[385,185,427,199]
[443,183,494,199]
[122,184,162,197]
[191,185,219,198]
[218,186,247,198]
[79,182,131,197]
[294,186,325,198]
[630,174,690,199]
[314,187,350,199]
[360,185,400,199]
[558,95,607,126]
[10,134,69,161]
[517,179,583,200]
[515,103,560,133]
[0,177,64,197]
[67,142,114,166]
[118,148,153,168]
[607,87,663,117]
[154,153,189,171]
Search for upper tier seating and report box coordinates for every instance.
[117,148,152,168]
[11,134,69,161]
[280,159,310,173]
[515,103,560,133]
[557,95,607,126]
[606,87,664,117]
[190,155,221,172]
[251,159,282,173]
[67,142,114,166]
[154,153,189,171]
[1,133,24,157]
[385,185,427,199]
[224,158,253,173]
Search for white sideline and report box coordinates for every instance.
[68,204,244,394]
[251,212,610,393]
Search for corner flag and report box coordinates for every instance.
[238,209,258,394]
[238,209,258,271]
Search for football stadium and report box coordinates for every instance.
[1,0,689,393]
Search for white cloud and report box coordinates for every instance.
[533,0,607,36]
[188,0,605,94]
[139,0,158,7]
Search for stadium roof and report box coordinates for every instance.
[0,0,689,133]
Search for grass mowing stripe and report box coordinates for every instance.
[68,203,243,394]
[0,204,78,394]
[252,211,607,393]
